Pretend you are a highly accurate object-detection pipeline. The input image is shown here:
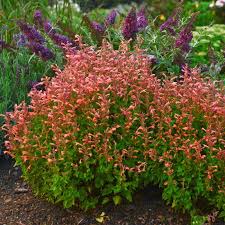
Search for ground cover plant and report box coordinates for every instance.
[2,40,225,223]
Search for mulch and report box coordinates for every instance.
[0,157,224,225]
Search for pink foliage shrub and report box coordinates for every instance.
[2,39,225,216]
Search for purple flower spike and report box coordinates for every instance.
[105,9,117,26]
[34,10,43,26]
[27,41,54,61]
[50,33,77,48]
[147,54,157,64]
[17,21,45,44]
[159,8,181,35]
[137,8,148,32]
[122,7,138,40]
[28,81,39,89]
[43,21,56,35]
[91,21,105,33]
[160,17,177,35]
[175,13,198,53]
[175,28,193,52]
[43,20,78,50]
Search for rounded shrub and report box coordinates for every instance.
[2,39,160,210]
[2,39,225,219]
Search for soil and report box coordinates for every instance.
[0,157,224,225]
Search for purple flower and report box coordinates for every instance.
[27,41,54,61]
[82,15,104,45]
[50,33,76,48]
[175,28,193,52]
[91,21,105,33]
[147,54,157,64]
[105,9,117,26]
[160,8,181,35]
[175,13,197,53]
[160,18,176,35]
[43,20,78,50]
[122,7,138,40]
[17,21,45,44]
[43,20,56,35]
[28,81,39,90]
[137,8,148,32]
[34,10,43,26]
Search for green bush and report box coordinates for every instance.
[192,24,225,63]
[2,42,225,222]
[2,41,156,209]
[191,24,225,81]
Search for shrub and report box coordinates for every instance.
[2,40,225,220]
[146,68,225,218]
[2,39,159,209]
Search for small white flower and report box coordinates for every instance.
[215,0,225,7]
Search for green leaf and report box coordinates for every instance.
[113,195,122,205]
[124,191,132,202]
[102,197,110,205]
